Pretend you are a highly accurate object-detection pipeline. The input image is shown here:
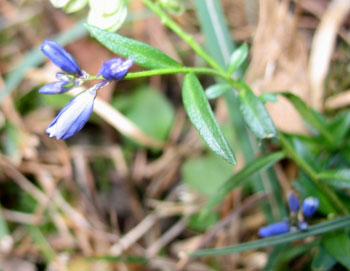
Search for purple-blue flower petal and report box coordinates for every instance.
[288,193,299,212]
[46,89,97,139]
[302,197,319,218]
[258,221,290,238]
[39,81,74,94]
[97,58,133,81]
[41,40,82,76]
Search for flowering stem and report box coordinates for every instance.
[141,0,226,74]
[279,133,348,215]
[84,67,239,87]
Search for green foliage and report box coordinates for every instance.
[86,24,182,70]
[227,43,248,75]
[322,230,350,268]
[205,83,232,100]
[312,247,337,271]
[238,81,277,139]
[182,73,236,164]
[158,0,184,14]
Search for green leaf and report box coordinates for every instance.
[259,93,278,104]
[86,24,182,70]
[238,82,277,139]
[190,216,350,257]
[327,111,350,144]
[317,169,350,189]
[203,151,285,212]
[182,73,236,164]
[182,153,233,196]
[278,92,333,143]
[227,43,248,75]
[205,83,232,99]
[312,247,337,271]
[322,230,350,268]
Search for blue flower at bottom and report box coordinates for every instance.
[46,88,97,139]
[258,221,290,238]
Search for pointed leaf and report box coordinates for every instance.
[227,43,248,75]
[205,83,231,99]
[182,73,236,164]
[238,82,277,139]
[317,169,350,188]
[86,24,182,70]
[278,92,333,143]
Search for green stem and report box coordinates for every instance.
[85,67,235,84]
[140,0,226,74]
[124,67,229,80]
[279,133,348,215]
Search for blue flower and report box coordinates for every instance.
[97,58,133,81]
[288,193,299,212]
[39,81,75,94]
[46,88,97,139]
[302,197,319,219]
[258,221,290,238]
[41,40,82,76]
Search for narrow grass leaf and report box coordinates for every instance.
[238,81,277,139]
[182,73,236,164]
[86,24,182,70]
[191,216,350,257]
[205,83,232,99]
[278,92,333,143]
[28,226,56,262]
[317,169,350,188]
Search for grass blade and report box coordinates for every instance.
[191,216,350,257]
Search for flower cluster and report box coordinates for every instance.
[258,193,319,238]
[40,40,133,139]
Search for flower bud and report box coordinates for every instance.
[97,58,133,81]
[258,221,289,238]
[39,81,75,94]
[288,193,299,212]
[41,40,82,76]
[302,197,319,218]
[301,197,320,218]
[46,88,97,139]
[298,221,308,231]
